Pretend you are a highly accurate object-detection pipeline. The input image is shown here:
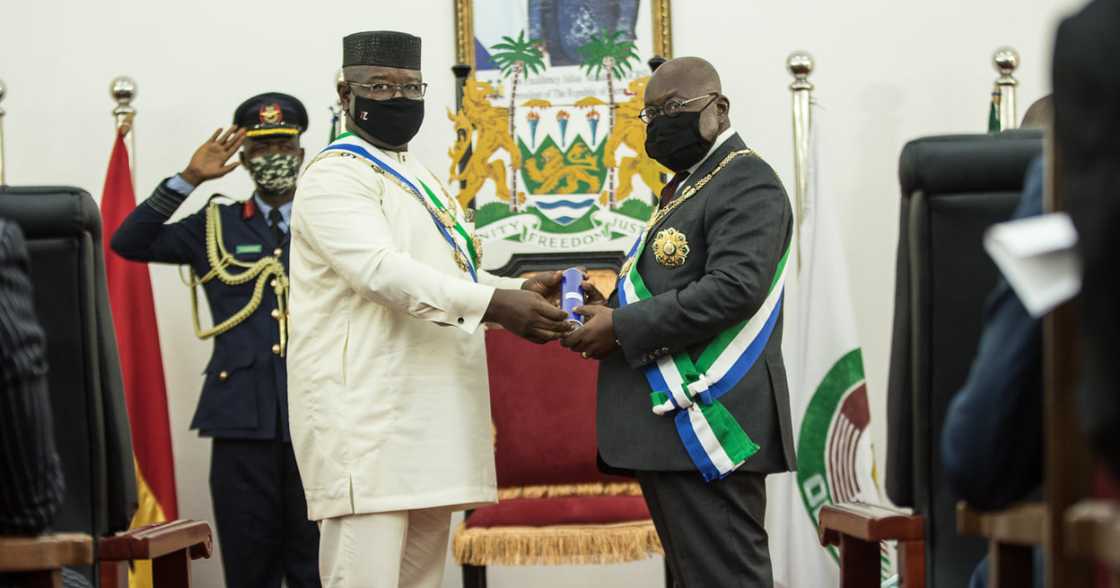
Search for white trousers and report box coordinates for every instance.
[318,508,452,588]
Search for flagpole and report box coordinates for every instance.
[0,78,7,186]
[110,76,137,186]
[787,51,814,270]
[329,68,344,142]
[992,47,1020,131]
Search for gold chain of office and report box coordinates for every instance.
[186,201,289,356]
[619,149,753,278]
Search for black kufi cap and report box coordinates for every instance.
[343,31,421,70]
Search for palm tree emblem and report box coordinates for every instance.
[579,30,640,209]
[489,31,545,211]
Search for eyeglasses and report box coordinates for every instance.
[347,81,428,101]
[639,92,719,124]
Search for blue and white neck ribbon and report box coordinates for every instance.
[319,138,479,282]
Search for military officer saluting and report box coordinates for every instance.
[110,93,320,587]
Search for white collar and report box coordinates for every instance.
[686,127,737,176]
[336,131,412,164]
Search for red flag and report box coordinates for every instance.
[100,132,179,524]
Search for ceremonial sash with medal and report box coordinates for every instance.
[315,135,481,281]
[617,149,792,481]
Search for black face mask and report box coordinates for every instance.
[350,96,425,147]
[644,110,714,172]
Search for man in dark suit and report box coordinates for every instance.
[0,217,89,588]
[940,100,1052,514]
[109,93,319,587]
[939,157,1045,588]
[939,100,1056,588]
[563,57,795,587]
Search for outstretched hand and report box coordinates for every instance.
[581,278,607,305]
[522,270,564,304]
[180,126,246,186]
[561,304,617,359]
[524,269,607,308]
[485,288,574,344]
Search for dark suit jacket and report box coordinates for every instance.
[0,218,66,535]
[110,180,290,441]
[1053,0,1120,478]
[597,133,797,474]
[940,156,1044,511]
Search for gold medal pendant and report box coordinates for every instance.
[454,249,470,272]
[437,208,456,229]
[653,228,690,268]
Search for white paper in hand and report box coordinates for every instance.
[984,212,1081,317]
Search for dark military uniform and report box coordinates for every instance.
[109,94,319,588]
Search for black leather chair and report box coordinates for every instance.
[0,186,136,583]
[884,130,1044,588]
[0,187,212,587]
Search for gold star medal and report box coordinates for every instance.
[653,228,690,268]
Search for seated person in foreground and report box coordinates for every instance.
[0,218,89,588]
[940,97,1051,588]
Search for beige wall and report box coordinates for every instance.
[0,0,1085,585]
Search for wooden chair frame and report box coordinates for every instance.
[97,520,213,588]
[0,533,93,588]
[818,502,926,587]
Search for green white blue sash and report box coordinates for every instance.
[617,232,791,481]
[320,137,480,282]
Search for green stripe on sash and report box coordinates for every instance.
[696,246,791,370]
[699,401,759,463]
[416,179,480,268]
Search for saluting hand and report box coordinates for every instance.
[180,126,247,186]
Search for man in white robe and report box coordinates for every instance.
[288,30,572,588]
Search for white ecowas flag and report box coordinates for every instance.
[766,103,896,587]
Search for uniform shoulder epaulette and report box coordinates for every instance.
[207,192,238,206]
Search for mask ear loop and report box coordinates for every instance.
[340,83,356,124]
[699,93,727,141]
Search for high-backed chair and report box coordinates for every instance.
[883,130,1044,587]
[452,329,663,587]
[0,186,212,586]
[818,131,1043,588]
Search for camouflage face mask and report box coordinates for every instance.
[246,153,301,192]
